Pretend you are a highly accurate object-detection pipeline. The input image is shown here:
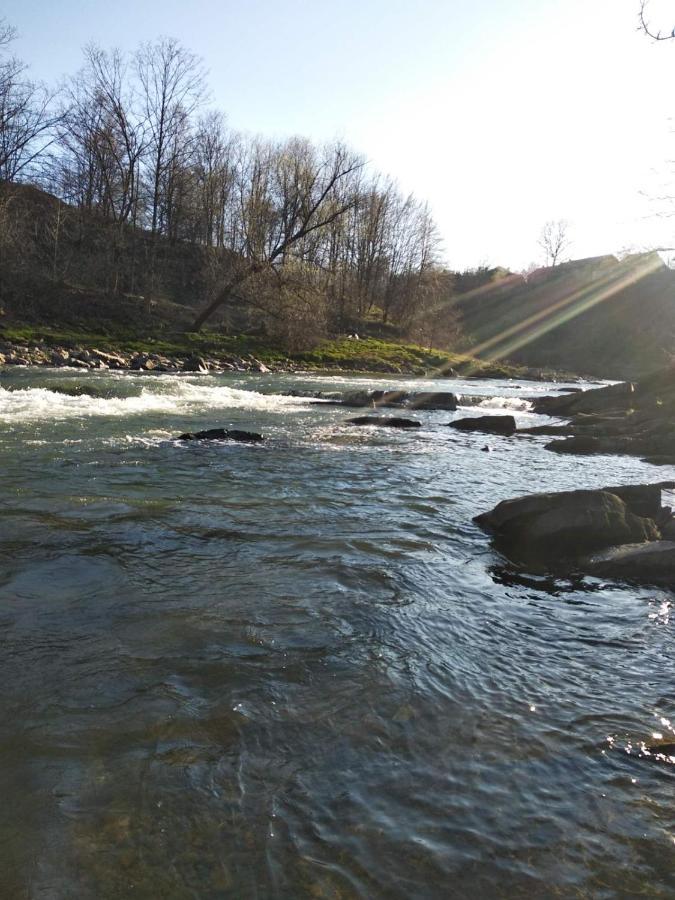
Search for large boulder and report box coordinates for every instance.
[474,488,660,566]
[448,415,516,435]
[177,428,264,443]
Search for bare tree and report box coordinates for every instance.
[135,38,206,236]
[189,111,236,247]
[639,1,675,40]
[191,140,364,331]
[0,18,58,182]
[538,219,571,267]
[56,45,145,224]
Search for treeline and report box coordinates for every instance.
[0,22,462,347]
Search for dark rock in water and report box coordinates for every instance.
[517,424,576,436]
[643,455,675,466]
[331,389,457,411]
[182,355,209,373]
[301,388,458,411]
[532,380,635,417]
[408,392,458,411]
[546,435,636,456]
[449,415,517,435]
[346,416,421,429]
[177,428,263,443]
[48,383,110,398]
[474,488,660,566]
[581,541,675,586]
[529,366,675,464]
[480,445,492,452]
[643,738,675,757]
[328,389,399,408]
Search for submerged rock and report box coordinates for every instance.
[346,416,421,429]
[448,415,517,435]
[176,428,264,443]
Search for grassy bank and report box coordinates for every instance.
[0,324,566,379]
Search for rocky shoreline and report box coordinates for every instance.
[0,340,279,374]
[524,368,675,466]
[469,364,675,586]
[0,334,583,380]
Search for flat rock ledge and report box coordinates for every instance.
[474,482,675,585]
[297,390,458,411]
[176,428,264,443]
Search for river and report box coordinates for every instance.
[1,367,674,898]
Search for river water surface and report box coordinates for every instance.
[2,368,675,899]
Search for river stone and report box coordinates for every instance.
[448,415,516,435]
[182,355,209,373]
[177,428,264,443]
[581,541,675,586]
[346,416,421,429]
[474,489,660,564]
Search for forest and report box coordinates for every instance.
[0,23,462,349]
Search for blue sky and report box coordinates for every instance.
[4,0,675,269]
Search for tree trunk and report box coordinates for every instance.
[191,266,255,331]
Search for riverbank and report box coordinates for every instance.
[0,325,579,380]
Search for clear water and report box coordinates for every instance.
[1,368,674,899]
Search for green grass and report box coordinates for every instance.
[290,337,529,377]
[0,324,537,377]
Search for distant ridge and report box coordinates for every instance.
[453,252,675,378]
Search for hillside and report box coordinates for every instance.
[453,253,675,378]
[3,183,675,379]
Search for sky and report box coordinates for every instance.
[4,0,675,270]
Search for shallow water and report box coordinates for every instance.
[2,368,675,899]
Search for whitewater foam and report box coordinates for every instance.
[477,396,532,412]
[0,381,309,422]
